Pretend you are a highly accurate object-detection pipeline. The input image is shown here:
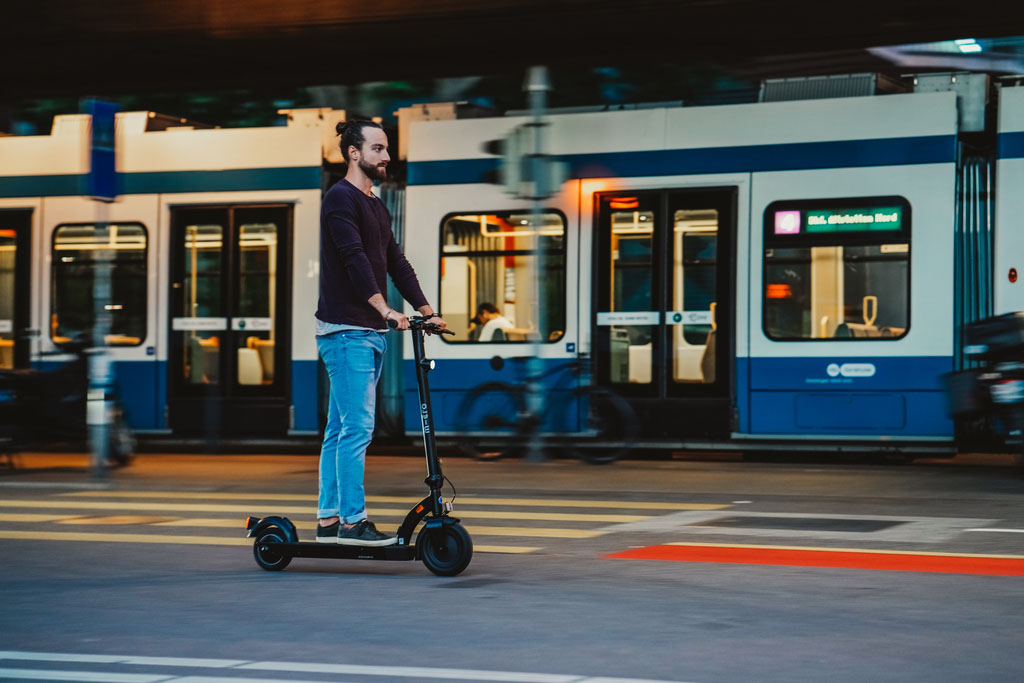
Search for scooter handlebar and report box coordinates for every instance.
[386,316,455,336]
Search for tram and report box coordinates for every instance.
[1,76,1021,453]
[0,109,332,436]
[402,77,1020,454]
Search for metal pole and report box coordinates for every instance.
[88,203,113,478]
[524,66,549,462]
[82,99,119,478]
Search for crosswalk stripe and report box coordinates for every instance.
[0,513,65,523]
[61,491,726,511]
[0,500,647,523]
[0,515,602,540]
[0,530,538,554]
[148,519,605,539]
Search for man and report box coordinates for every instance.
[471,302,515,342]
[315,119,446,546]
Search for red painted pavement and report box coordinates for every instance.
[605,544,1024,576]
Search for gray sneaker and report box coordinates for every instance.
[316,521,340,543]
[337,520,397,547]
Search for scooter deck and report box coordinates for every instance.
[265,541,416,562]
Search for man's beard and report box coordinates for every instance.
[359,158,387,181]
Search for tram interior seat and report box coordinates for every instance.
[247,336,274,382]
[701,329,716,383]
[237,348,262,385]
[834,322,905,338]
[673,344,705,382]
[628,343,652,383]
[630,330,716,384]
[503,328,540,342]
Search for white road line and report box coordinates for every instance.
[0,652,699,683]
[167,678,358,683]
[0,668,168,682]
[965,528,1024,533]
[239,660,579,681]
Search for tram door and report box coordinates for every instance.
[0,210,31,369]
[168,205,292,436]
[594,189,734,437]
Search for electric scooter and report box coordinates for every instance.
[245,316,473,576]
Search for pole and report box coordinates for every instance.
[83,99,118,478]
[524,66,549,462]
[88,205,113,478]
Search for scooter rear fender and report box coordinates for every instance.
[246,515,298,543]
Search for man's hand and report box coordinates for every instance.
[423,315,447,335]
[417,306,446,335]
[386,309,410,330]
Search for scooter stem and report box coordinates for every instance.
[410,323,444,516]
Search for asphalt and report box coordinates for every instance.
[2,446,1020,493]
[3,447,1024,683]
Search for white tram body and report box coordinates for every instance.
[404,89,963,447]
[996,86,1024,315]
[0,110,328,435]
[1,81,1015,451]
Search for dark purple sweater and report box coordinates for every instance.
[316,179,428,328]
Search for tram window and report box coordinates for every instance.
[671,209,719,383]
[439,211,566,343]
[762,198,910,341]
[51,222,147,346]
[236,222,278,385]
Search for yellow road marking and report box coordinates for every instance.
[153,518,605,539]
[0,513,65,523]
[0,530,537,553]
[0,530,250,546]
[155,518,267,528]
[0,500,647,523]
[62,491,726,511]
[665,541,1024,560]
[58,516,178,526]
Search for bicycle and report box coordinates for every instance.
[454,355,638,464]
[0,338,134,467]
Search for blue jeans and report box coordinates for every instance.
[316,329,386,523]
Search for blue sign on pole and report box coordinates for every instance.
[82,99,119,202]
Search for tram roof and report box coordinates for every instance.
[2,0,1021,96]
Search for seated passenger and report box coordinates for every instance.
[470,302,515,342]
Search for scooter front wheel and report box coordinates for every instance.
[418,523,473,577]
[253,529,292,571]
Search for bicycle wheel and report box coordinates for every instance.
[454,382,527,460]
[562,386,638,464]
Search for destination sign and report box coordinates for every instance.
[772,205,904,236]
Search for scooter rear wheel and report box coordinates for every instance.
[253,529,292,571]
[419,523,473,577]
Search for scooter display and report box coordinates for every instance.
[245,316,473,576]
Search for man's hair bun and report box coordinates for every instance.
[336,119,384,163]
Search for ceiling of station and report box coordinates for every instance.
[3,0,1023,96]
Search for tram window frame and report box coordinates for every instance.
[438,209,567,345]
[762,196,911,342]
[50,221,149,347]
